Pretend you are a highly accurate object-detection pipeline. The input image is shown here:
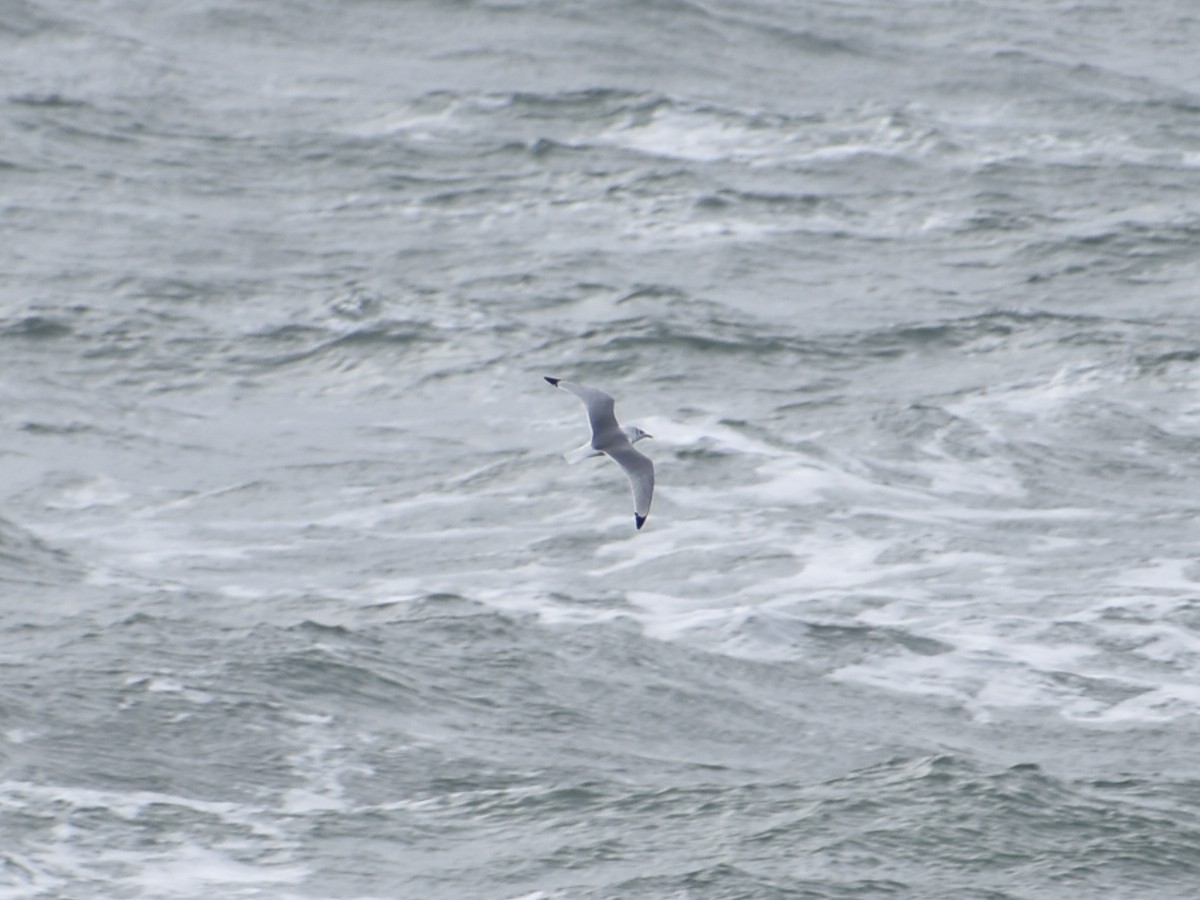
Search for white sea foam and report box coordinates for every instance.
[281,713,370,816]
[126,845,308,895]
[43,475,131,511]
[0,780,306,898]
[598,105,787,163]
[597,103,941,168]
[1088,682,1200,724]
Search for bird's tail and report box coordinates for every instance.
[564,442,602,465]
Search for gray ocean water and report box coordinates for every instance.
[4,1,1200,897]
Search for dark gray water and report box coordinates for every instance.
[4,1,1200,897]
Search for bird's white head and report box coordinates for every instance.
[625,425,652,444]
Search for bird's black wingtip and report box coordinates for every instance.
[635,514,647,530]
[544,376,560,387]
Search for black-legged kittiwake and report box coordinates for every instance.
[544,376,654,530]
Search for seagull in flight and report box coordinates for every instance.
[544,376,655,530]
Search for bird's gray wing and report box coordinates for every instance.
[545,377,619,441]
[605,443,654,530]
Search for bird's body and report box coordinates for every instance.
[544,376,655,530]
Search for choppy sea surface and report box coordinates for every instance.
[4,1,1200,897]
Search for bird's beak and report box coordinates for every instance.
[645,433,654,439]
